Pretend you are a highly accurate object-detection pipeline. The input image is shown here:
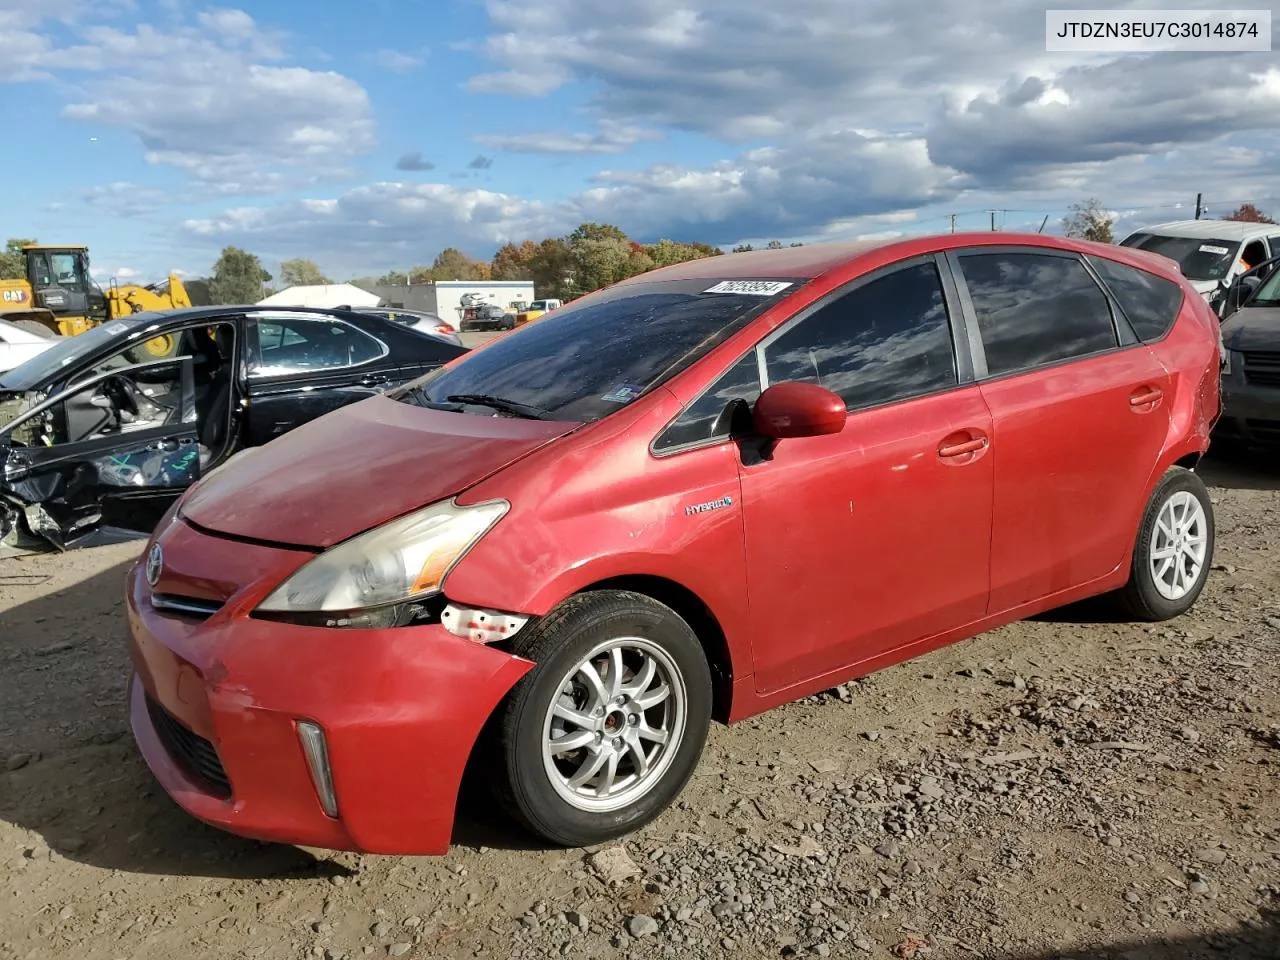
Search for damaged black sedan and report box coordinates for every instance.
[0,305,467,551]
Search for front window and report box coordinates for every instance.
[392,277,803,421]
[1119,233,1241,282]
[1251,264,1280,305]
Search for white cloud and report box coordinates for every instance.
[477,119,661,155]
[372,48,427,72]
[7,7,374,194]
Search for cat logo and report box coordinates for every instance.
[1,289,28,303]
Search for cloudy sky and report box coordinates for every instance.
[5,0,1279,282]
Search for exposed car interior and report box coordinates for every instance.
[59,323,237,468]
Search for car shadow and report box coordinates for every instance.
[0,558,353,880]
[1000,908,1278,960]
[1198,446,1280,492]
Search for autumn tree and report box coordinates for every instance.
[208,246,271,304]
[430,247,490,281]
[0,238,37,280]
[1225,203,1275,224]
[279,258,331,286]
[491,240,539,280]
[1062,199,1115,243]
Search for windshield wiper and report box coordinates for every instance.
[445,394,553,420]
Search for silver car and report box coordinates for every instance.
[350,307,464,347]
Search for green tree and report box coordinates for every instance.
[766,240,784,250]
[1062,199,1115,243]
[623,245,656,279]
[567,223,629,245]
[430,248,490,281]
[208,246,272,304]
[491,240,539,280]
[646,239,714,268]
[0,238,37,280]
[732,243,754,253]
[279,258,331,286]
[568,236,632,294]
[1225,203,1275,224]
[376,270,409,285]
[528,238,573,299]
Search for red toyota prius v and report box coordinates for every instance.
[125,233,1223,855]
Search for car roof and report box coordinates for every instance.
[108,304,379,326]
[610,231,1188,287]
[1122,219,1278,242]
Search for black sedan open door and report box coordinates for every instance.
[0,356,201,547]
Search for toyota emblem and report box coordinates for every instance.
[145,543,164,587]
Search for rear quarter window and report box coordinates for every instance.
[1088,256,1185,343]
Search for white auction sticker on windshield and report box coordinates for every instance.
[703,280,793,296]
[1199,244,1230,255]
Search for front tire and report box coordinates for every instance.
[495,591,712,847]
[1117,466,1215,621]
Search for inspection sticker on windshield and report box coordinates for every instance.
[1199,244,1231,256]
[601,383,643,403]
[703,280,793,296]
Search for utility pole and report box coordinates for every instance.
[1194,193,1203,219]
[990,210,998,231]
[948,213,957,233]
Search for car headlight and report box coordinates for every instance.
[255,498,508,628]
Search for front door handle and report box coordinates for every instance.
[938,436,988,458]
[1129,385,1164,410]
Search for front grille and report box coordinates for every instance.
[145,693,232,799]
[1242,351,1280,388]
[151,593,223,621]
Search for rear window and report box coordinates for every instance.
[391,277,803,422]
[1088,256,1184,343]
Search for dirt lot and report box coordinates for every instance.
[1,452,1277,960]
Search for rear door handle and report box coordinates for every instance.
[938,437,988,458]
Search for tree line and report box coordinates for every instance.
[3,203,1273,304]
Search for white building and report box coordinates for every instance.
[371,280,535,321]
[258,283,381,309]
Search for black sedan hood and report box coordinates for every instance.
[1222,306,1280,352]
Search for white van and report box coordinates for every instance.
[1118,219,1280,305]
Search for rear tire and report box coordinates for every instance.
[1117,466,1215,621]
[495,590,712,847]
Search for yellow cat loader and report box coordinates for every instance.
[0,245,192,358]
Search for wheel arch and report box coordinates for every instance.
[565,574,738,723]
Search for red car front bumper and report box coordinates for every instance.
[125,519,534,855]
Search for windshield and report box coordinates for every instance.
[1120,233,1241,282]
[0,317,148,390]
[391,276,803,421]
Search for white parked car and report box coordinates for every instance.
[1119,219,1280,313]
[0,319,61,375]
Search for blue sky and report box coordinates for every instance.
[3,0,1278,283]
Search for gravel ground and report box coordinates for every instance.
[0,450,1276,960]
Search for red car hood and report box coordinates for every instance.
[181,396,579,548]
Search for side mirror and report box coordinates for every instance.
[752,381,846,440]
[1222,275,1262,321]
